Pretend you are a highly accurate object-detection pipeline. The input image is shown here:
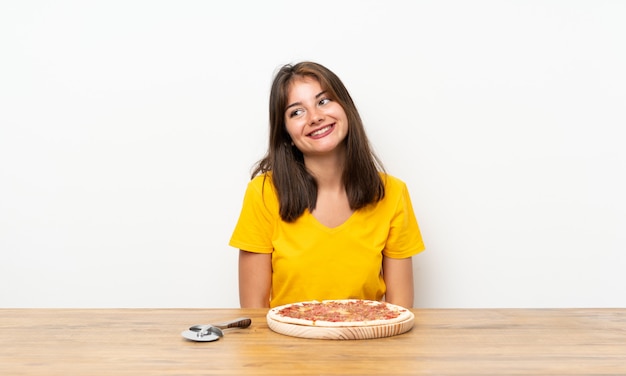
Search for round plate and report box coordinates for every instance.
[181,330,220,342]
[267,311,415,340]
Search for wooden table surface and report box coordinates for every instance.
[1,308,625,375]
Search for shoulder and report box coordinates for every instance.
[248,172,276,192]
[246,173,279,205]
[379,173,408,195]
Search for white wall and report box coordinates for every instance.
[1,0,625,308]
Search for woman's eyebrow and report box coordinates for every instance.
[285,101,301,111]
[315,90,327,99]
[285,91,328,111]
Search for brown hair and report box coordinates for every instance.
[252,61,385,222]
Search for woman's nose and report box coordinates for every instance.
[309,109,324,125]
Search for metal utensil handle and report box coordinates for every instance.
[214,317,251,329]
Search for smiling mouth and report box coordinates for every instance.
[308,124,333,137]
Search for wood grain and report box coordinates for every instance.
[1,308,625,375]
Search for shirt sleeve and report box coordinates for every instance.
[383,182,426,259]
[228,177,276,254]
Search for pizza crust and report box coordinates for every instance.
[267,299,412,327]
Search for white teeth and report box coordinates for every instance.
[310,125,331,136]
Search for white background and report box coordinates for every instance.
[1,1,625,308]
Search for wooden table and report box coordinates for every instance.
[1,308,625,375]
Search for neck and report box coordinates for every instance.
[304,151,345,190]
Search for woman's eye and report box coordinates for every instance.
[319,98,331,106]
[289,109,304,118]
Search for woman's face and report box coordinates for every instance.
[284,76,348,159]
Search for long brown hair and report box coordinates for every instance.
[252,61,385,222]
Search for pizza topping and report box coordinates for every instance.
[275,300,404,323]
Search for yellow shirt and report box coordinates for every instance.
[229,173,425,307]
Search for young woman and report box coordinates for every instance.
[229,61,425,308]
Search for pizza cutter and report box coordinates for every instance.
[182,317,252,342]
[181,327,221,342]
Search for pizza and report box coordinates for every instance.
[266,299,413,327]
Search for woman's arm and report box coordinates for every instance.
[238,250,272,308]
[382,256,415,308]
